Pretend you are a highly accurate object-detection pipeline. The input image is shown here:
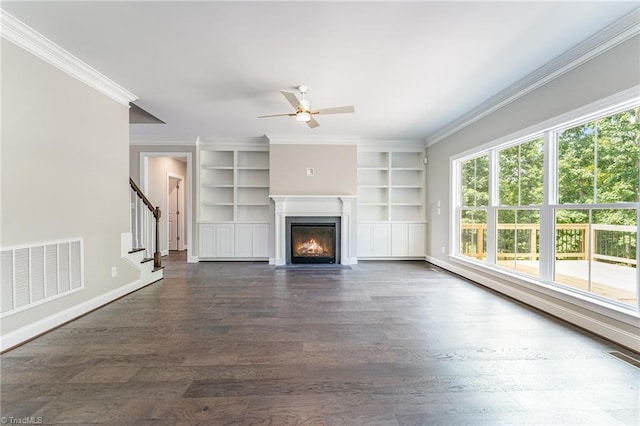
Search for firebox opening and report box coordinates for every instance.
[291,225,335,262]
[286,217,340,265]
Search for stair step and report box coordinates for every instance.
[141,257,154,264]
[152,266,165,273]
[128,248,145,254]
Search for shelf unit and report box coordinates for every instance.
[357,152,389,222]
[357,149,425,222]
[357,146,426,258]
[198,148,270,223]
[198,144,270,260]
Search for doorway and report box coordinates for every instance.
[168,174,184,251]
[139,151,194,263]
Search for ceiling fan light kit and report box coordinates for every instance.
[296,111,311,122]
[258,85,354,128]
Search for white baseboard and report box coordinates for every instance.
[188,256,199,263]
[0,278,154,352]
[425,256,640,351]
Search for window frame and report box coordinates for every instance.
[450,87,640,317]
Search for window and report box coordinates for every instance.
[497,138,544,276]
[554,108,639,307]
[453,104,639,311]
[459,155,489,262]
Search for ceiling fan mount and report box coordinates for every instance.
[258,85,354,128]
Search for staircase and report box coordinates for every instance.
[124,178,163,283]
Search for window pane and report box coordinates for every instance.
[555,208,591,291]
[594,108,640,203]
[592,209,637,306]
[499,139,543,206]
[497,209,540,277]
[555,208,637,307]
[499,146,519,206]
[558,122,596,204]
[519,139,544,205]
[461,155,489,207]
[460,209,487,262]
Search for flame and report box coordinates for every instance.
[295,238,327,255]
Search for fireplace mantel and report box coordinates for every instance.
[269,195,356,265]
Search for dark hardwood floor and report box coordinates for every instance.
[1,253,638,425]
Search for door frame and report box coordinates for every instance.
[139,151,194,262]
[167,172,185,251]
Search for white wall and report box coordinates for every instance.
[1,39,138,338]
[425,35,640,349]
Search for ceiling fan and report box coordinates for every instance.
[258,85,354,128]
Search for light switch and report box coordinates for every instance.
[306,168,314,177]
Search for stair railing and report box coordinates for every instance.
[129,178,161,269]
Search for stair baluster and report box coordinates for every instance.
[129,178,162,269]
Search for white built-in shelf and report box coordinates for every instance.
[198,148,270,223]
[357,148,426,223]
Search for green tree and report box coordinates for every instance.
[461,155,489,208]
[558,107,639,225]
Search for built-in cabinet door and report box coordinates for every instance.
[200,223,269,259]
[357,224,373,257]
[391,223,426,257]
[359,222,425,258]
[408,223,426,257]
[235,224,253,257]
[215,224,235,257]
[358,223,392,257]
[199,224,216,257]
[372,224,391,257]
[391,224,409,256]
[252,224,269,257]
[235,224,269,258]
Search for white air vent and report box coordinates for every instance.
[0,238,84,315]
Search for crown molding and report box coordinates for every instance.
[197,136,269,150]
[425,9,640,147]
[129,137,197,146]
[0,9,136,106]
[198,136,268,145]
[266,134,361,145]
[358,139,426,151]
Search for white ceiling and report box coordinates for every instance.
[3,1,638,142]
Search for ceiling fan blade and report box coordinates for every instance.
[281,90,303,111]
[312,105,355,115]
[257,113,296,118]
[307,117,320,128]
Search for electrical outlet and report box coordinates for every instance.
[306,168,314,177]
[437,208,441,215]
[441,246,446,254]
[111,266,117,278]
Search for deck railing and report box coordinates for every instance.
[461,223,637,266]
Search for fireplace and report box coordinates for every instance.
[271,195,355,266]
[286,216,341,264]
